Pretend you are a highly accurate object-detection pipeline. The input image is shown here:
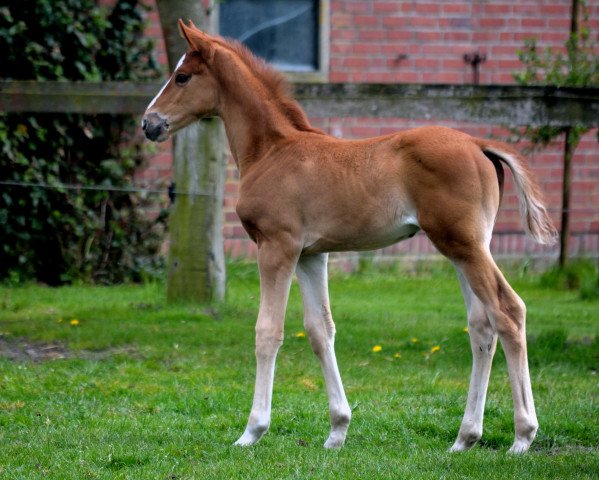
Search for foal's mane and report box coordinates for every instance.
[212,35,325,135]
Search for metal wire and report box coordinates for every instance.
[0,179,596,214]
[0,180,214,197]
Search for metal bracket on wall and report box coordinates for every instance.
[464,51,487,85]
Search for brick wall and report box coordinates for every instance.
[139,0,599,262]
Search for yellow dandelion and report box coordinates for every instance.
[410,337,419,344]
[394,352,401,358]
[372,345,382,353]
[70,319,79,326]
[431,345,441,353]
[463,327,469,333]
[300,377,318,391]
[295,331,305,338]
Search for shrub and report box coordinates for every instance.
[0,0,166,284]
[540,260,599,300]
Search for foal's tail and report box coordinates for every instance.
[476,139,558,245]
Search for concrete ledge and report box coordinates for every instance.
[1,81,598,127]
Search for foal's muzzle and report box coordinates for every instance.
[142,113,169,142]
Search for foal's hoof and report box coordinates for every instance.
[234,430,262,446]
[324,433,346,449]
[508,423,537,453]
[507,439,532,454]
[233,422,269,446]
[449,431,481,452]
[449,441,473,452]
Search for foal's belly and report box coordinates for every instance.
[302,215,421,255]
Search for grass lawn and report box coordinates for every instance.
[0,261,597,479]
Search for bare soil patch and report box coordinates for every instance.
[0,337,136,362]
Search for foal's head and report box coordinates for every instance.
[142,20,219,142]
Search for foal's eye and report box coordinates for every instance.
[175,73,191,85]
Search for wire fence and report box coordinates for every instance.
[0,180,212,198]
[0,179,596,214]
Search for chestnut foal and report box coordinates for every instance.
[142,21,557,452]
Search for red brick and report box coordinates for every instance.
[414,58,440,69]
[359,30,386,41]
[410,17,438,28]
[373,2,399,14]
[332,13,353,28]
[332,29,357,40]
[387,30,413,41]
[415,31,443,42]
[473,31,500,42]
[414,4,441,15]
[382,16,408,28]
[442,4,470,15]
[444,31,471,42]
[421,45,451,56]
[329,71,350,82]
[394,71,420,83]
[522,18,547,29]
[486,4,513,15]
[352,44,380,54]
[480,18,507,29]
[350,126,380,137]
[331,43,353,54]
[442,59,466,70]
[434,72,463,83]
[354,15,379,27]
[538,32,569,43]
[540,4,570,16]
[547,18,571,29]
[491,45,521,57]
[225,211,239,223]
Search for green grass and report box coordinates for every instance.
[0,261,597,479]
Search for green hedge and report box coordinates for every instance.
[0,0,166,284]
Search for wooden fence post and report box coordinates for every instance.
[157,0,227,302]
[167,118,226,302]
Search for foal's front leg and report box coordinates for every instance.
[234,241,298,446]
[296,254,352,448]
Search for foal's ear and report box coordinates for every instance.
[177,19,215,62]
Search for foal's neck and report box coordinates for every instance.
[213,50,309,172]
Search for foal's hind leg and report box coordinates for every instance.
[449,269,498,452]
[296,254,352,448]
[455,251,538,453]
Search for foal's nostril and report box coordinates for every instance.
[142,112,169,142]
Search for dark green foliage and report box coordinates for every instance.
[540,260,599,300]
[0,0,165,284]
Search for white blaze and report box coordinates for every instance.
[145,54,186,111]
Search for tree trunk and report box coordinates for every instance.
[559,127,574,268]
[558,0,581,268]
[156,0,227,302]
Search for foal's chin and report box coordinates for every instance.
[147,117,215,142]
[146,131,170,143]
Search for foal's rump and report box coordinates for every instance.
[393,126,557,251]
